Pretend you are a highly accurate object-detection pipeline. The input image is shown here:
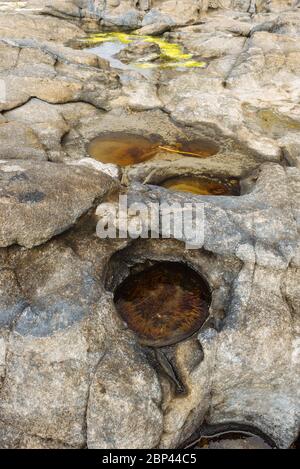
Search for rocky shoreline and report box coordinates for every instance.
[0,0,299,449]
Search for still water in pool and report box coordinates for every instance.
[114,262,211,348]
[88,133,219,167]
[161,176,240,196]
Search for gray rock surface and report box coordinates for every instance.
[116,40,161,63]
[102,163,299,449]
[0,160,118,248]
[0,39,120,113]
[0,0,299,451]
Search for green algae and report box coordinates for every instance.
[81,32,206,69]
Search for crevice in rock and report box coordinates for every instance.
[36,9,84,28]
[0,38,105,72]
[2,94,109,117]
[222,36,249,87]
[1,96,33,114]
[0,268,31,336]
[0,329,10,391]
[280,268,299,322]
[13,47,22,70]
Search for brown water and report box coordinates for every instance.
[87,132,219,167]
[114,262,211,348]
[161,176,240,196]
[87,132,159,166]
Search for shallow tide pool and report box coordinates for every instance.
[161,176,240,196]
[87,133,219,167]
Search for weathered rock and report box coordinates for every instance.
[119,71,162,110]
[0,121,47,161]
[166,29,246,59]
[0,229,163,448]
[141,8,175,27]
[134,22,171,36]
[257,0,299,13]
[2,99,106,163]
[0,0,299,452]
[66,157,121,180]
[0,12,83,42]
[87,335,163,449]
[204,264,299,449]
[38,0,88,20]
[101,3,143,29]
[5,99,70,159]
[158,65,282,162]
[0,40,120,112]
[98,163,299,448]
[141,0,207,27]
[116,41,161,63]
[0,160,118,248]
[0,269,26,329]
[104,164,298,265]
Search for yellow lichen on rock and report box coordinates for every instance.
[81,32,206,69]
